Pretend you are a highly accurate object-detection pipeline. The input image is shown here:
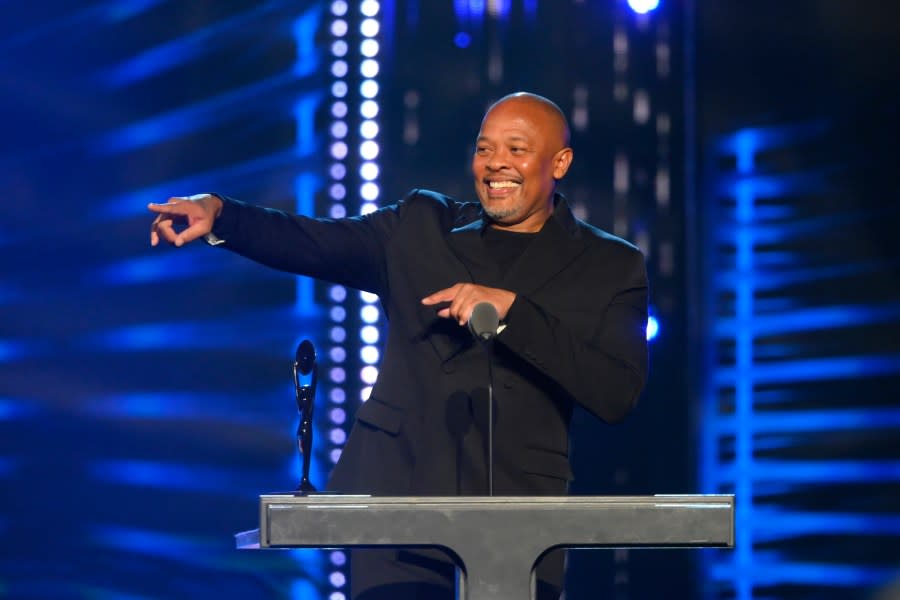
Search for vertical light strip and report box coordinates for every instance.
[357,0,382,406]
[326,2,350,599]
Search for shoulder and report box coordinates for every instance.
[575,219,644,261]
[397,188,482,229]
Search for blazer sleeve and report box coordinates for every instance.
[497,247,649,424]
[208,195,399,296]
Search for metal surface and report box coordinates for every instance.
[237,494,734,599]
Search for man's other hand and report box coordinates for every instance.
[148,194,223,247]
[422,283,516,327]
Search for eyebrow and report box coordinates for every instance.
[476,134,532,143]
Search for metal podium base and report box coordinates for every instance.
[236,494,734,600]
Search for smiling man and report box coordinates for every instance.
[148,92,648,600]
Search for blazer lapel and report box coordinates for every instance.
[419,196,587,365]
[500,195,589,298]
[418,219,483,366]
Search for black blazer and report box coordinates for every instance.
[211,189,648,496]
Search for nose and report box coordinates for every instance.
[485,147,509,171]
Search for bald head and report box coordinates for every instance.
[484,92,571,150]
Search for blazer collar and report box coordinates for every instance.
[448,193,587,297]
[426,194,589,365]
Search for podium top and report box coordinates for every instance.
[239,494,734,600]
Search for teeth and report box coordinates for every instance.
[488,181,520,189]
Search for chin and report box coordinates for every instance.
[483,206,520,222]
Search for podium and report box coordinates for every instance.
[236,494,733,599]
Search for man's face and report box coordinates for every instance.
[472,99,572,232]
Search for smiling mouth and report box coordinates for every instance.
[484,179,522,194]
[487,180,520,189]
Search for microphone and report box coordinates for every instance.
[468,302,499,341]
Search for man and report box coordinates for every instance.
[149,92,648,599]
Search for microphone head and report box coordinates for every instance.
[295,339,316,375]
[468,302,499,340]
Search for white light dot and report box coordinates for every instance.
[360,386,373,402]
[329,306,346,322]
[360,162,379,181]
[361,38,379,57]
[360,119,379,139]
[360,0,380,17]
[361,183,380,201]
[331,60,348,78]
[360,100,379,119]
[332,101,348,118]
[360,59,379,78]
[331,40,348,57]
[329,367,346,383]
[330,142,348,160]
[329,388,346,404]
[330,551,347,566]
[360,325,379,344]
[360,291,379,303]
[329,183,346,200]
[329,346,346,363]
[360,366,379,385]
[361,345,380,364]
[331,80,348,98]
[360,18,380,37]
[331,121,348,139]
[329,571,346,588]
[331,20,348,37]
[330,204,346,218]
[331,1,348,17]
[330,428,347,445]
[330,327,346,343]
[360,202,378,214]
[330,407,347,425]
[330,163,347,180]
[360,140,379,160]
[361,305,380,323]
[360,80,379,99]
[329,448,343,464]
[330,285,347,302]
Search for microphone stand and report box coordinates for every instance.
[293,339,317,493]
[483,338,495,497]
[469,302,499,496]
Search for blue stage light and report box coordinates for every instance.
[646,315,659,341]
[627,0,660,14]
[454,32,471,48]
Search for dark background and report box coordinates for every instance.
[1,1,897,598]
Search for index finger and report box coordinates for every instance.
[421,284,460,305]
[147,199,190,215]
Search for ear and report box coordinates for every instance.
[552,147,574,180]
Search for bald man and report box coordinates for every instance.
[149,92,648,599]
